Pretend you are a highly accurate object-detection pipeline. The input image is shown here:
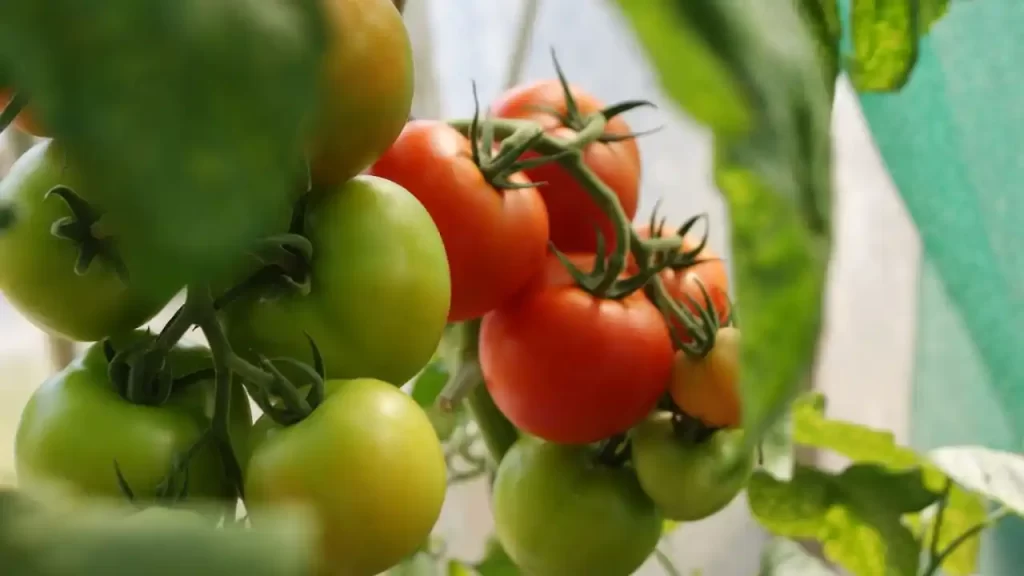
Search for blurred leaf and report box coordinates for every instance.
[759,537,835,575]
[929,446,1024,517]
[616,0,833,459]
[911,484,986,576]
[0,0,326,293]
[388,550,442,576]
[2,497,317,576]
[796,0,841,99]
[749,464,935,576]
[920,0,951,34]
[447,560,475,576]
[760,404,795,481]
[661,519,680,536]
[475,537,519,576]
[848,0,918,91]
[412,359,449,408]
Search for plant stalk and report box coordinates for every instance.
[456,320,519,464]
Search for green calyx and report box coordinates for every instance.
[46,185,129,283]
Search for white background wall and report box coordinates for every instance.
[0,1,923,573]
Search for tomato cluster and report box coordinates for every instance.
[1,4,757,572]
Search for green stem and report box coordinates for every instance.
[456,320,519,464]
[921,507,1010,576]
[0,92,27,133]
[927,478,954,566]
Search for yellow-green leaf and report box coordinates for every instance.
[849,0,919,91]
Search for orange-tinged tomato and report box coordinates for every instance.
[669,326,741,428]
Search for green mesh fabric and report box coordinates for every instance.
[847,1,1024,572]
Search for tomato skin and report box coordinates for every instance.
[631,413,754,521]
[0,141,178,342]
[14,336,252,509]
[223,175,450,386]
[479,253,674,444]
[491,81,640,253]
[493,438,661,576]
[309,0,414,188]
[0,89,47,136]
[670,326,741,428]
[369,120,549,322]
[245,378,447,576]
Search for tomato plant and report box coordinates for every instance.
[0,88,46,136]
[631,412,753,521]
[308,0,414,188]
[479,253,674,444]
[369,120,550,322]
[0,141,179,342]
[492,438,662,576]
[245,377,447,576]
[491,80,641,253]
[670,326,741,428]
[14,334,252,509]
[222,175,450,386]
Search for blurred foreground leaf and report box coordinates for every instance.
[616,0,833,458]
[0,0,326,293]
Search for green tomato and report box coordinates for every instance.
[492,438,662,576]
[223,174,450,386]
[245,378,447,576]
[631,412,754,521]
[0,141,179,341]
[15,334,252,511]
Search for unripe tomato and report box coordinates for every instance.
[492,81,641,254]
[669,326,741,428]
[15,335,252,511]
[493,438,662,576]
[245,378,447,576]
[0,141,178,341]
[631,413,754,521]
[308,0,414,188]
[480,254,673,444]
[223,175,450,386]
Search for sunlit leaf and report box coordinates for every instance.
[616,0,833,463]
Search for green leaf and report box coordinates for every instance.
[848,0,919,91]
[475,537,520,576]
[759,537,836,576]
[796,0,841,99]
[920,0,951,34]
[616,0,833,460]
[760,403,796,481]
[929,446,1024,517]
[0,0,326,293]
[447,560,475,576]
[749,464,932,576]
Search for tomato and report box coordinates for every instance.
[492,438,662,576]
[491,81,641,253]
[670,326,740,428]
[479,253,674,444]
[369,120,549,322]
[0,89,47,137]
[14,335,252,510]
[222,175,450,386]
[631,413,754,521]
[0,141,179,341]
[245,378,447,576]
[308,0,414,188]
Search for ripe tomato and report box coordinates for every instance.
[0,89,47,136]
[14,335,252,509]
[223,175,450,386]
[631,413,754,521]
[491,81,640,253]
[670,326,741,428]
[635,223,730,296]
[308,0,414,188]
[245,378,447,576]
[493,438,662,576]
[0,141,178,341]
[369,120,549,322]
[479,253,674,444]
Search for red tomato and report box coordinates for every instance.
[491,81,640,254]
[480,254,674,444]
[0,90,47,137]
[369,120,549,322]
